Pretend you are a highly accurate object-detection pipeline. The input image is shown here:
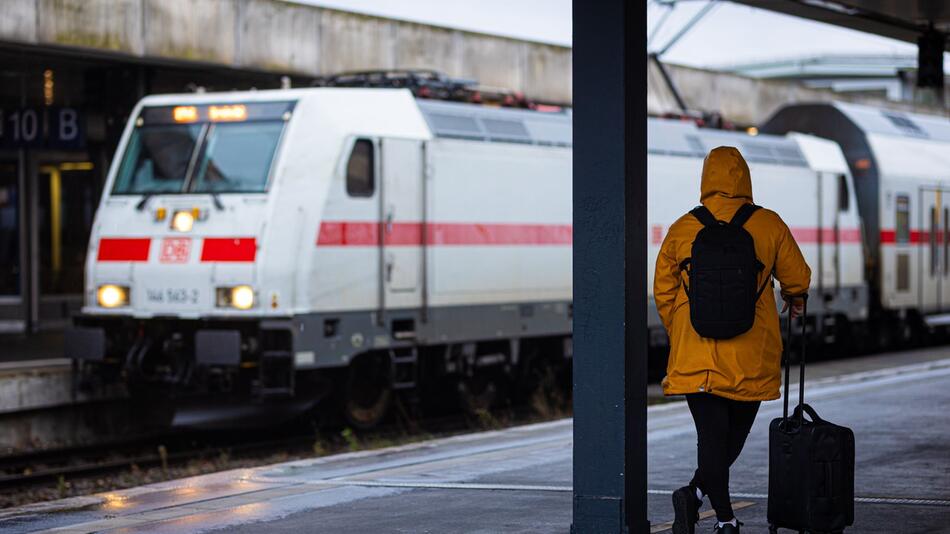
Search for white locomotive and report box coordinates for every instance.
[68,88,573,427]
[66,83,946,428]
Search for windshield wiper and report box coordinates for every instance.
[135,193,153,211]
[209,192,224,211]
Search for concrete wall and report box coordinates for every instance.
[1,0,942,115]
[38,0,144,54]
[0,0,38,43]
[0,0,574,103]
[243,0,322,74]
[0,364,128,449]
[145,0,237,63]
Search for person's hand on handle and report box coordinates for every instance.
[781,297,805,319]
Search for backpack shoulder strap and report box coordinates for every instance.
[689,206,718,228]
[729,204,761,228]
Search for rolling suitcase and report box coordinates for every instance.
[768,297,855,534]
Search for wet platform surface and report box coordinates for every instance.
[2,356,950,533]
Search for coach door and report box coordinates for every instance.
[940,190,950,312]
[379,138,424,312]
[920,189,941,313]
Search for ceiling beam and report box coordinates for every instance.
[731,0,950,52]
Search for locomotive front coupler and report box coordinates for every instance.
[66,316,294,397]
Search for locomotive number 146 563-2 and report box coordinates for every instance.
[146,288,200,305]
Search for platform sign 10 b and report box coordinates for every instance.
[0,108,84,149]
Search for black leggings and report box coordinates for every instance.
[685,393,761,522]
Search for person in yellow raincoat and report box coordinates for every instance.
[655,146,810,534]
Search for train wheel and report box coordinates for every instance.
[342,353,392,430]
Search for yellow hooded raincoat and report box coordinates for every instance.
[655,146,811,401]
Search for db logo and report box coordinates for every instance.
[159,238,192,264]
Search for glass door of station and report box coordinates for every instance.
[33,159,98,329]
[0,159,24,333]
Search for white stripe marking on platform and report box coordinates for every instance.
[293,480,950,508]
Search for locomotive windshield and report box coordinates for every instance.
[190,122,284,193]
[112,101,293,195]
[112,124,202,194]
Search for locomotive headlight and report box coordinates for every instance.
[231,286,255,310]
[217,285,255,310]
[171,210,195,232]
[97,284,128,308]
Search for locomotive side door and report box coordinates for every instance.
[919,188,941,313]
[829,173,851,294]
[817,172,832,296]
[941,189,950,311]
[818,172,851,297]
[379,138,424,310]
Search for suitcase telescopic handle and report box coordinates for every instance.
[782,294,808,429]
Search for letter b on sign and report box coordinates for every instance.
[59,109,79,142]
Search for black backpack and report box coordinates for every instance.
[680,204,770,339]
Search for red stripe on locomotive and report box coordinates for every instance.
[200,238,257,262]
[97,238,151,262]
[316,222,574,246]
[789,228,862,244]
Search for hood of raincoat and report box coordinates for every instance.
[700,146,753,204]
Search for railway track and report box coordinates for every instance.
[0,406,545,493]
[0,433,314,490]
[0,434,166,488]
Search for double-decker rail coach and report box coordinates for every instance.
[67,78,874,429]
[764,102,950,347]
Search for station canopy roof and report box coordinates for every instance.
[732,0,950,51]
[728,54,920,79]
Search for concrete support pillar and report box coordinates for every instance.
[571,1,648,533]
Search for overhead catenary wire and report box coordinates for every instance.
[653,0,719,58]
[647,2,676,49]
[648,0,720,116]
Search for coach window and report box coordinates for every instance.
[837,175,849,212]
[944,207,949,276]
[895,195,910,244]
[346,138,375,197]
[931,206,938,276]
